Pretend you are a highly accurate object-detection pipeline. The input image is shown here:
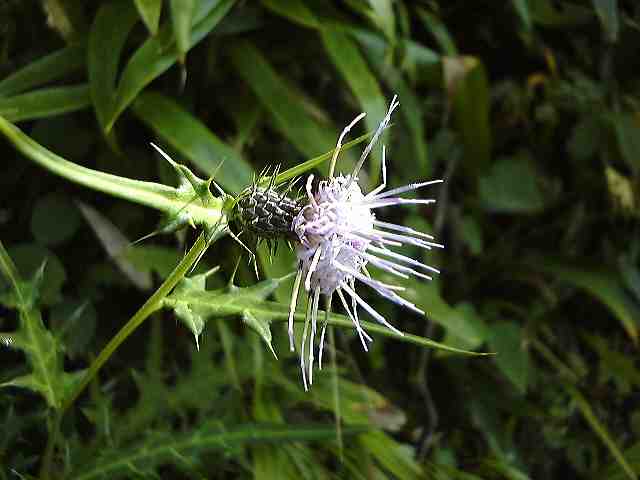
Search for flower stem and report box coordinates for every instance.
[38,231,215,479]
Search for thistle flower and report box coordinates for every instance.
[288,96,444,390]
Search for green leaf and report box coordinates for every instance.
[243,310,277,358]
[30,193,81,246]
[71,422,366,480]
[611,113,640,176]
[566,385,637,480]
[488,321,530,394]
[5,244,67,306]
[132,91,252,194]
[0,43,87,97]
[582,333,640,394]
[0,85,91,122]
[321,27,387,183]
[357,38,431,175]
[479,155,545,213]
[134,0,162,35]
[229,41,339,162]
[459,215,483,255]
[530,0,594,27]
[50,300,97,359]
[170,0,196,60]
[76,201,152,291]
[0,116,227,232]
[364,0,395,41]
[272,130,372,186]
[124,245,185,278]
[42,0,86,41]
[444,56,492,176]
[0,241,83,409]
[105,0,236,133]
[401,281,489,351]
[599,442,640,480]
[164,275,491,355]
[88,0,139,133]
[261,0,319,28]
[511,0,532,30]
[538,261,640,344]
[416,8,458,55]
[593,0,619,43]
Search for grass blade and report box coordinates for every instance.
[0,85,91,122]
[132,91,252,194]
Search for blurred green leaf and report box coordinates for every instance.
[539,261,639,344]
[124,245,184,278]
[261,0,319,28]
[611,113,640,176]
[0,85,91,122]
[444,56,492,176]
[88,0,139,133]
[134,0,162,35]
[105,0,236,133]
[0,43,86,97]
[30,193,81,246]
[77,201,153,291]
[479,155,545,213]
[132,91,252,194]
[406,282,489,351]
[170,0,196,61]
[272,130,371,186]
[321,27,387,183]
[42,0,86,40]
[530,0,594,27]
[512,0,532,30]
[50,300,97,359]
[566,385,637,480]
[567,115,602,161]
[71,422,365,480]
[229,40,338,162]
[488,321,530,394]
[352,0,395,41]
[0,242,83,409]
[593,0,619,43]
[361,430,423,479]
[417,8,458,55]
[379,66,430,173]
[599,442,640,480]
[460,215,483,255]
[582,333,640,394]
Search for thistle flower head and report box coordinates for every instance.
[288,96,443,390]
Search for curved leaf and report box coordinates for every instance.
[0,85,90,122]
[88,0,139,132]
[229,41,338,162]
[0,43,87,97]
[539,261,639,344]
[321,27,387,184]
[105,0,236,133]
[71,423,367,480]
[170,0,196,60]
[132,91,252,194]
[134,0,162,35]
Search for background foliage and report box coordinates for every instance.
[1,0,640,478]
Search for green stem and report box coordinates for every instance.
[0,115,176,211]
[0,115,226,228]
[38,232,215,479]
[62,231,212,412]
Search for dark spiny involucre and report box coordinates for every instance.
[236,187,301,240]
